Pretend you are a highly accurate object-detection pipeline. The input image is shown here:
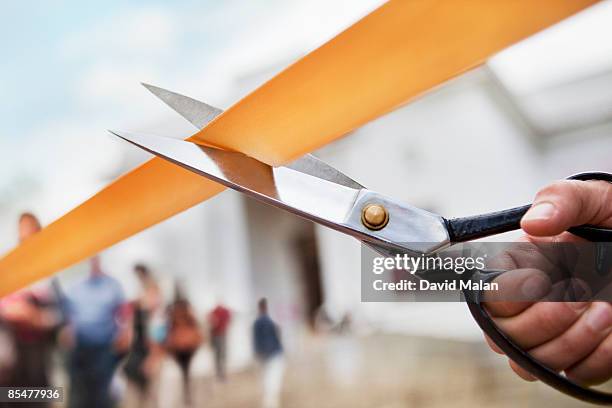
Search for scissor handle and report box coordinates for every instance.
[464,270,612,405]
[445,172,612,243]
[456,172,612,403]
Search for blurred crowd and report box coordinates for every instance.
[0,213,286,408]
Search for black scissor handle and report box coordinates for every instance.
[445,172,612,243]
[464,270,612,405]
[456,172,612,403]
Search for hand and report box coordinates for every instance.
[483,179,612,385]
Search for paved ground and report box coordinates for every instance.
[139,334,611,408]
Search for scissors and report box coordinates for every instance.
[110,84,612,404]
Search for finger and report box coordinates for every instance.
[566,332,612,385]
[484,334,504,355]
[508,359,537,382]
[487,240,557,272]
[521,180,612,237]
[484,268,551,317]
[527,302,612,372]
[494,301,589,349]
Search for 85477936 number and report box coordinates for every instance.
[0,387,63,402]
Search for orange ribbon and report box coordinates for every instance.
[0,0,597,296]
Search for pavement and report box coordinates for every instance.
[136,333,610,408]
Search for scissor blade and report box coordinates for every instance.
[143,83,364,190]
[110,130,361,229]
[142,83,222,129]
[286,155,363,190]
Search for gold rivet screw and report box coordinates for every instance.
[361,204,389,230]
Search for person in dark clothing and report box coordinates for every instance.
[124,264,162,408]
[125,305,149,390]
[164,289,202,407]
[253,298,284,408]
[253,299,282,360]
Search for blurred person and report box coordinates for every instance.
[328,312,360,387]
[313,305,334,333]
[123,264,163,408]
[0,323,15,385]
[335,312,352,334]
[63,256,127,408]
[0,213,61,399]
[253,298,284,408]
[483,179,612,385]
[164,288,202,406]
[208,301,231,381]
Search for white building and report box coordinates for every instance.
[1,0,611,377]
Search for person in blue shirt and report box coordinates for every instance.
[253,298,284,408]
[62,256,126,408]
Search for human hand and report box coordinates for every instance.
[483,179,612,385]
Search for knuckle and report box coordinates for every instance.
[536,303,577,338]
[566,334,612,385]
[555,333,575,359]
[601,301,612,320]
[592,181,612,223]
[487,251,516,270]
[566,369,591,385]
[561,301,586,321]
[601,181,612,205]
[539,304,562,332]
[535,181,572,201]
[599,336,612,363]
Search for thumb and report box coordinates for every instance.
[521,180,612,237]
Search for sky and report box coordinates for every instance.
[0,0,383,251]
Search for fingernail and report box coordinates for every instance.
[523,202,557,222]
[585,303,612,332]
[521,274,549,300]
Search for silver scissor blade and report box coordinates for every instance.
[112,129,450,254]
[142,83,364,190]
[110,129,362,231]
[142,83,222,129]
[286,155,363,190]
